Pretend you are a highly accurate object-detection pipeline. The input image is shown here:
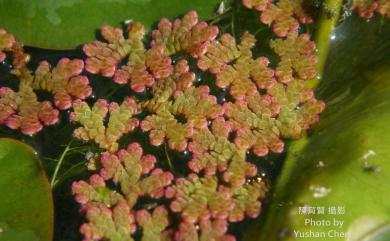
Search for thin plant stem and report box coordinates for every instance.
[71,150,90,155]
[379,15,385,33]
[209,8,233,25]
[254,27,268,37]
[55,161,87,187]
[105,85,122,99]
[164,143,174,171]
[50,141,73,188]
[231,8,236,38]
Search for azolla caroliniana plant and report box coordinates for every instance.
[69,10,324,240]
[0,29,92,135]
[352,0,390,18]
[2,0,364,239]
[0,8,324,241]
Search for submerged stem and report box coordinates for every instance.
[50,141,73,188]
[164,143,174,171]
[231,7,236,37]
[209,8,233,25]
[308,0,344,88]
[55,160,87,187]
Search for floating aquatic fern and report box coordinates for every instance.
[63,9,325,239]
[0,1,389,241]
[15,0,390,239]
[0,6,325,239]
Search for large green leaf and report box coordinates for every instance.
[0,138,53,241]
[0,0,221,49]
[244,14,390,241]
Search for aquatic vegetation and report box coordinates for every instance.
[34,58,92,110]
[0,83,59,135]
[70,99,139,152]
[353,0,390,18]
[377,0,390,17]
[270,32,317,82]
[0,29,15,61]
[0,0,389,241]
[79,202,136,241]
[65,8,324,239]
[0,3,327,238]
[176,219,236,241]
[0,35,92,135]
[72,143,174,241]
[197,32,275,99]
[137,205,172,241]
[83,23,146,78]
[0,45,56,135]
[0,139,54,241]
[0,57,92,135]
[242,0,390,37]
[242,0,312,36]
[14,0,390,240]
[151,10,219,57]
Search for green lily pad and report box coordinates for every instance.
[0,0,222,50]
[0,138,53,241]
[244,14,390,241]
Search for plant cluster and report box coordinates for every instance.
[0,2,324,239]
[352,0,390,18]
[0,31,92,135]
[242,0,313,36]
[3,0,387,239]
[69,9,324,240]
[242,0,390,34]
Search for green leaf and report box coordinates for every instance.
[244,14,390,241]
[0,0,222,50]
[0,138,53,241]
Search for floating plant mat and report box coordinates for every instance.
[245,13,390,241]
[0,0,389,241]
